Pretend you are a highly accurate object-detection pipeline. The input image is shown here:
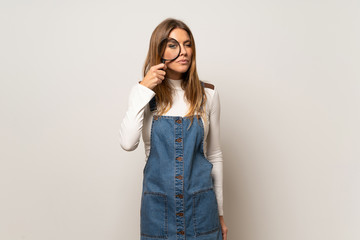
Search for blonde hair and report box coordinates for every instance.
[142,18,208,128]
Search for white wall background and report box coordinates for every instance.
[1,0,359,239]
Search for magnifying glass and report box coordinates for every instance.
[159,37,181,64]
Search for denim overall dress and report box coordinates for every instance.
[140,82,222,240]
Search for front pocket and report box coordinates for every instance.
[140,192,168,238]
[193,188,220,236]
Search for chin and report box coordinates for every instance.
[170,66,190,73]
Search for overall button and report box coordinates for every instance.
[175,175,183,180]
[177,231,185,235]
[176,212,184,216]
[154,115,158,120]
[176,194,183,199]
[176,119,182,124]
[176,156,183,161]
[176,137,182,142]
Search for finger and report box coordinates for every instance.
[224,230,228,240]
[157,74,165,80]
[221,228,227,240]
[152,63,166,70]
[157,69,166,76]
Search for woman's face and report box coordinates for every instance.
[164,28,193,80]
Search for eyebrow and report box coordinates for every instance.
[169,38,190,43]
[167,38,191,44]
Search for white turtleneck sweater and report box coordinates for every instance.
[119,78,224,216]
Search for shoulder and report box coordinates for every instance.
[200,80,215,90]
[200,80,217,98]
[200,80,220,109]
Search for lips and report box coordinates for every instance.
[177,59,189,63]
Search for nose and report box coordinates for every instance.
[179,44,187,56]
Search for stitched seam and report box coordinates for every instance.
[144,115,156,176]
[173,117,176,237]
[199,116,213,168]
[196,227,220,236]
[181,116,185,237]
[191,194,196,237]
[140,233,168,239]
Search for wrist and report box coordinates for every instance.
[139,81,147,87]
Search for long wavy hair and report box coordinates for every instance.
[142,18,208,128]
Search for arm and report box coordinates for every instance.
[206,87,224,216]
[119,83,155,151]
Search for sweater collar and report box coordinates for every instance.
[167,78,184,90]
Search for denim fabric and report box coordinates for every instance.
[140,94,222,240]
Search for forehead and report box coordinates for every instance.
[168,28,190,42]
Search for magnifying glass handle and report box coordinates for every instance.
[161,59,167,72]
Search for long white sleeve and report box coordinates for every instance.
[119,83,155,151]
[206,88,224,216]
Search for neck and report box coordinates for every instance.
[166,68,185,80]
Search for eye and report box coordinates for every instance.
[168,44,177,49]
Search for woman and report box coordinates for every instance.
[119,18,228,240]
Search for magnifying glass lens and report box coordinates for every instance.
[160,38,180,63]
[164,39,180,60]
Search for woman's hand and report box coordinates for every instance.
[219,216,228,240]
[139,63,167,90]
